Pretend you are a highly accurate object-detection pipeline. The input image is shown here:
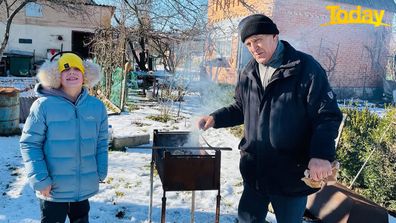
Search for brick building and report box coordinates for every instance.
[206,0,396,99]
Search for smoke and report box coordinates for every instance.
[186,78,236,151]
[190,78,236,115]
[170,130,206,155]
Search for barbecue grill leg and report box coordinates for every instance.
[149,159,154,222]
[161,190,167,223]
[191,191,195,223]
[215,189,221,223]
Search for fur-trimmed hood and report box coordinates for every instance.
[37,60,102,88]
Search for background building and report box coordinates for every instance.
[0,1,114,76]
[206,0,396,99]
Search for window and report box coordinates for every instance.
[25,3,43,17]
[19,39,32,44]
[215,38,232,58]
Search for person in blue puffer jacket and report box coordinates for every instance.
[20,52,108,223]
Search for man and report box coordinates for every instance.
[20,53,108,223]
[198,14,342,223]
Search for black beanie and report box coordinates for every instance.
[238,14,279,43]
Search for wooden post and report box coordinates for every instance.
[191,191,195,223]
[120,62,131,111]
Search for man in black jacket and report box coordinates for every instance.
[198,14,342,223]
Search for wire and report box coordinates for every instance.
[348,121,395,189]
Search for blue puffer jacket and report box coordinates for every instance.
[20,85,108,202]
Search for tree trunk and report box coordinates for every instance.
[0,1,32,59]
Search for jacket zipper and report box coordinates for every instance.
[75,94,83,201]
[66,94,83,201]
[75,106,81,201]
[53,91,85,201]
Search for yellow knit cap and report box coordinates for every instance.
[58,53,85,74]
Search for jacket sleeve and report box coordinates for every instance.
[19,99,52,191]
[210,80,244,128]
[306,64,343,161]
[96,103,108,181]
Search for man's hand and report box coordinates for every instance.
[197,116,215,130]
[39,185,52,197]
[307,158,333,181]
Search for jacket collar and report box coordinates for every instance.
[35,83,88,105]
[244,40,301,82]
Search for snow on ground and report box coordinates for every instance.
[0,77,37,97]
[0,76,395,223]
[338,98,387,117]
[0,86,277,223]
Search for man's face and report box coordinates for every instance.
[244,34,278,64]
[60,67,84,89]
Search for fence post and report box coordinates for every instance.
[120,62,131,111]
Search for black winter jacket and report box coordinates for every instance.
[211,41,342,196]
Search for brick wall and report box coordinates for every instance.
[207,0,394,98]
[272,0,392,89]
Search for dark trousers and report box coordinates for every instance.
[39,199,90,223]
[238,183,307,223]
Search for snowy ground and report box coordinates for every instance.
[0,76,395,223]
[0,89,277,223]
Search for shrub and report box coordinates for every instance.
[229,125,244,139]
[126,103,139,111]
[337,106,396,211]
[147,114,173,123]
[337,107,380,187]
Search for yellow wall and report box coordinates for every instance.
[208,0,275,24]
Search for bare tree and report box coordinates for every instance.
[89,0,207,110]
[90,0,128,99]
[238,0,258,14]
[360,28,390,98]
[90,27,126,98]
[0,0,89,58]
[0,0,33,58]
[203,0,258,82]
[116,0,207,73]
[320,45,339,80]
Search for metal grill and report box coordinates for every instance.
[148,129,231,223]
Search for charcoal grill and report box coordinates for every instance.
[148,129,231,223]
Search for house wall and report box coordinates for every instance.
[207,0,394,99]
[205,18,239,84]
[0,2,113,28]
[208,0,275,24]
[272,0,393,99]
[0,24,95,59]
[0,2,113,59]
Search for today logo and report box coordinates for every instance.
[321,5,390,27]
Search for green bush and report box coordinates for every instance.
[229,125,244,139]
[147,114,173,123]
[224,100,396,210]
[337,106,396,211]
